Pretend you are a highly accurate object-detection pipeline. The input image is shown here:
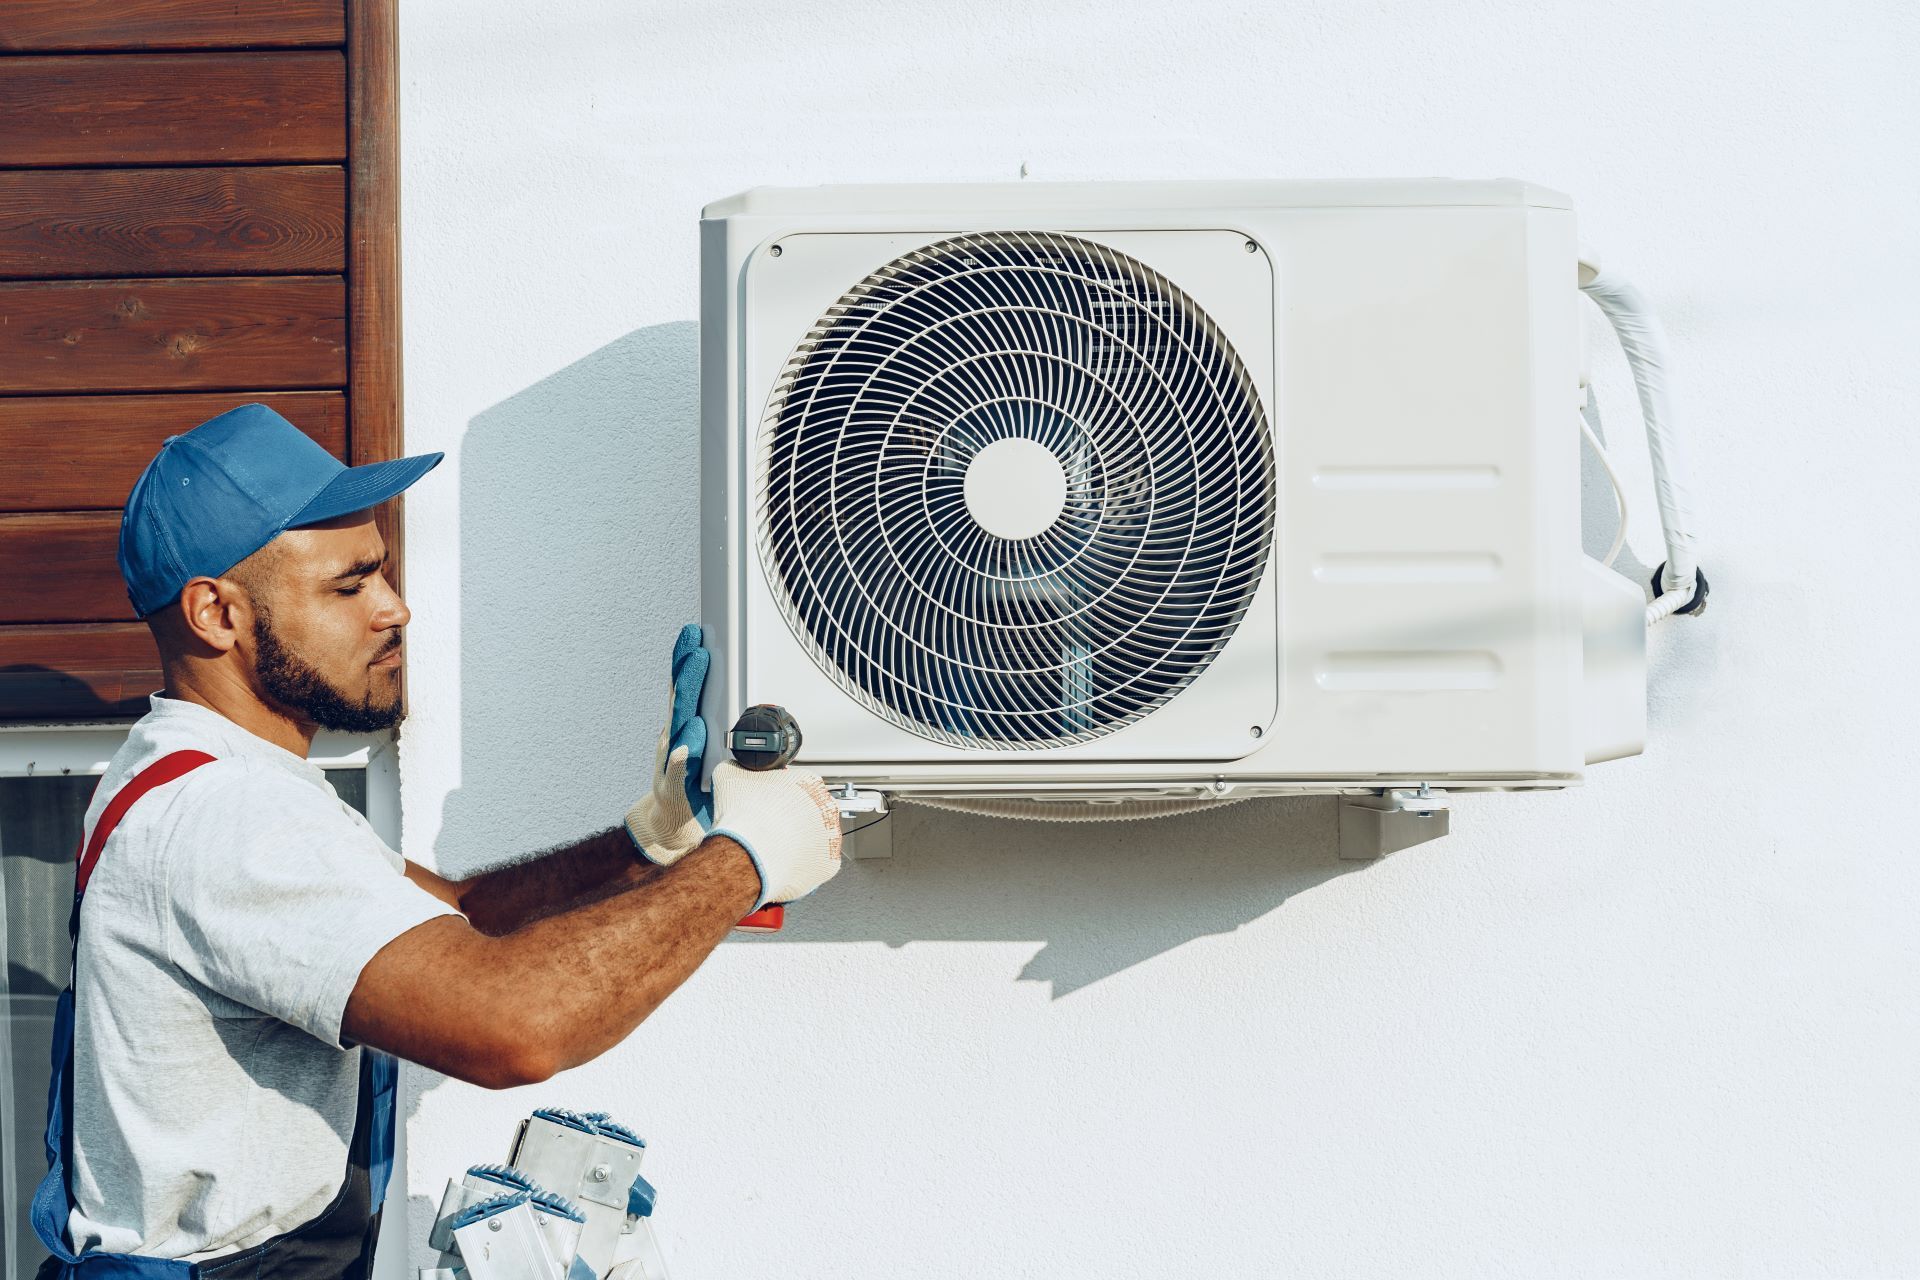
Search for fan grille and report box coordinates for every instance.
[758,231,1275,749]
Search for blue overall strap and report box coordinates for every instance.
[31,751,215,1279]
[367,1050,399,1209]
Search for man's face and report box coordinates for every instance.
[239,513,411,733]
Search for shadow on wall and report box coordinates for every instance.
[786,795,1352,997]
[0,665,137,727]
[433,322,1363,1003]
[435,323,705,873]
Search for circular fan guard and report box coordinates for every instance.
[758,231,1275,749]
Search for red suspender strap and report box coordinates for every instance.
[74,749,216,896]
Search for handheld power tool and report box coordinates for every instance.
[726,704,802,934]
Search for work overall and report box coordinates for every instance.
[30,751,399,1280]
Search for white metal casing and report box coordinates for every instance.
[699,180,1643,802]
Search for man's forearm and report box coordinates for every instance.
[435,836,758,1083]
[505,835,761,1076]
[458,827,659,936]
[345,834,762,1088]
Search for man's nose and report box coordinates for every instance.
[373,576,411,629]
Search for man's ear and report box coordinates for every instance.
[175,576,250,654]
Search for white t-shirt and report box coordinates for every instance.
[63,693,461,1262]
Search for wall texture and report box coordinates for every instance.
[394,2,1919,1275]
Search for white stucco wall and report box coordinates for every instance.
[392,3,1919,1275]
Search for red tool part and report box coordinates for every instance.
[734,904,786,933]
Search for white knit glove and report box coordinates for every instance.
[624,737,705,866]
[708,762,844,910]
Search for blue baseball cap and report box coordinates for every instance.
[119,402,444,617]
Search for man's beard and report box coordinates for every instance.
[252,602,405,733]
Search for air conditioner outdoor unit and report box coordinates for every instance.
[698,180,1666,854]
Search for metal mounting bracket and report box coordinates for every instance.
[1338,786,1450,861]
[834,785,893,860]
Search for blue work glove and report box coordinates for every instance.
[623,623,714,863]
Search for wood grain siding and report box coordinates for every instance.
[0,513,126,623]
[0,168,346,279]
[0,53,346,168]
[0,392,347,511]
[0,0,402,723]
[0,276,347,392]
[1,1,344,53]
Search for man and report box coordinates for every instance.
[31,403,843,1277]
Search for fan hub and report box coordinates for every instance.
[962,437,1067,541]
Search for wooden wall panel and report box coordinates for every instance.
[0,624,158,721]
[0,167,346,279]
[0,276,346,393]
[0,392,347,511]
[0,53,345,167]
[0,2,343,53]
[0,513,126,623]
[0,0,397,723]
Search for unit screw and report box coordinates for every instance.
[487,1218,503,1233]
[1243,240,1258,253]
[1250,725,1263,737]
[591,1164,610,1183]
[769,244,784,258]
